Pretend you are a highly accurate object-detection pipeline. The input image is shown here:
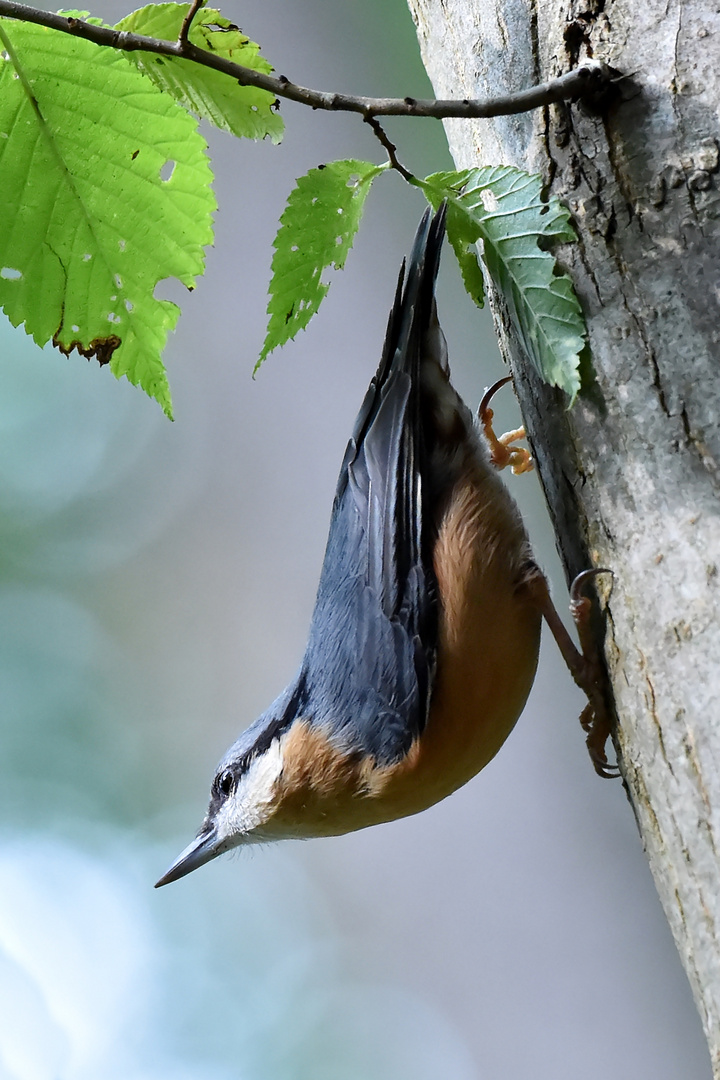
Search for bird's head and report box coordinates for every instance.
[155,728,285,887]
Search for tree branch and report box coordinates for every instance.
[0,1,612,120]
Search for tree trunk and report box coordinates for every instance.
[406,0,720,1068]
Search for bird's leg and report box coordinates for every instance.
[479,378,616,775]
[478,377,534,475]
[526,568,619,779]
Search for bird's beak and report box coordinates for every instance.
[155,826,221,888]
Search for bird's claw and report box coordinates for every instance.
[568,569,618,779]
[582,701,621,779]
[529,567,619,779]
[478,377,534,475]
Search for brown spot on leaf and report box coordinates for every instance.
[53,333,121,367]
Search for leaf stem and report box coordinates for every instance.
[363,117,414,181]
[0,1,613,121]
[177,0,204,49]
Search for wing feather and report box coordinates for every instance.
[303,206,448,764]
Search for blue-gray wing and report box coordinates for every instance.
[302,206,446,765]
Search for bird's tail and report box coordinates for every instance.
[380,203,447,388]
[346,203,448,459]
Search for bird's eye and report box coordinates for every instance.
[216,769,234,797]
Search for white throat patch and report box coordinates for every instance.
[214,739,283,846]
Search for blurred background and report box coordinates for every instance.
[0,1,711,1077]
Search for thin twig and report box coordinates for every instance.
[0,1,612,121]
[177,0,204,48]
[363,117,414,181]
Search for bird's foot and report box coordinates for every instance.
[569,569,619,778]
[528,567,619,779]
[478,377,534,475]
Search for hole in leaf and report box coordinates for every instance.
[125,299,133,312]
[83,253,92,261]
[1,51,8,60]
[110,295,117,302]
[336,236,343,245]
[346,175,360,187]
[0,267,21,280]
[251,105,258,112]
[290,244,299,252]
[71,324,80,333]
[160,160,176,182]
[118,240,126,252]
[114,274,122,289]
[337,207,344,214]
[107,312,122,324]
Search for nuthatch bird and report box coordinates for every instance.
[156,205,613,888]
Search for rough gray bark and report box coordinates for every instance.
[406,0,720,1069]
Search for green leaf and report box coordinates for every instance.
[258,159,386,370]
[57,9,107,27]
[0,18,215,418]
[116,4,284,143]
[423,167,585,403]
[443,205,486,309]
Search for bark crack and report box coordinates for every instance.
[643,671,674,778]
[647,344,672,419]
[528,0,542,86]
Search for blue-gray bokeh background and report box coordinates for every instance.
[0,1,711,1077]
